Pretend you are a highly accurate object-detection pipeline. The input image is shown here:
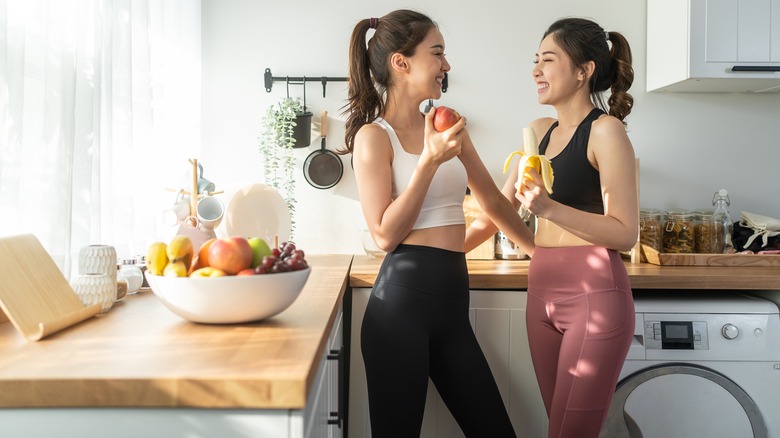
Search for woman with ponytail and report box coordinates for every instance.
[465,17,638,438]
[344,9,532,438]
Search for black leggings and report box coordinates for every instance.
[361,244,516,437]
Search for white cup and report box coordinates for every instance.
[197,196,224,232]
[162,193,191,227]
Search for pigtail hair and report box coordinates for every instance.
[605,31,634,124]
[343,20,383,154]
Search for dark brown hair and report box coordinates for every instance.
[544,18,634,124]
[341,10,437,153]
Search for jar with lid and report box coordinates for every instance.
[639,208,662,253]
[118,258,144,294]
[694,208,721,253]
[663,209,694,253]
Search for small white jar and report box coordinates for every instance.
[118,258,144,294]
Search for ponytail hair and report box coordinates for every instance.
[342,10,436,153]
[544,18,635,125]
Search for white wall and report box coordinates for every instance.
[201,0,780,255]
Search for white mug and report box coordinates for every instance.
[197,195,224,232]
[162,195,191,226]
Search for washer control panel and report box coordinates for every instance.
[645,321,709,350]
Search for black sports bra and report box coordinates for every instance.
[538,108,604,215]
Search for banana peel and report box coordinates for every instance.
[503,127,554,194]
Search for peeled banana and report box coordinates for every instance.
[503,127,554,194]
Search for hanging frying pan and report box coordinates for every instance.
[303,110,343,189]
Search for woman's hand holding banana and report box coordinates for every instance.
[503,127,554,194]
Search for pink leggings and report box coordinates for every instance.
[527,246,634,438]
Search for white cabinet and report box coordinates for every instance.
[301,308,344,438]
[348,288,547,438]
[647,0,780,92]
[0,308,346,438]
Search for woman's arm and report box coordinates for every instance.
[353,110,465,252]
[459,130,535,256]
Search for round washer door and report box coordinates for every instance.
[601,364,767,438]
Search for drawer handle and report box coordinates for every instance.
[731,66,780,72]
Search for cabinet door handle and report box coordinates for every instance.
[327,348,345,428]
[731,66,780,72]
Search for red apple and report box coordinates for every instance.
[189,237,217,274]
[208,237,253,275]
[236,268,257,276]
[433,106,461,132]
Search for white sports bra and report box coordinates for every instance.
[373,118,467,230]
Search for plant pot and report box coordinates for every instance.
[292,111,313,148]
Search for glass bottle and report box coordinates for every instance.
[694,208,719,253]
[711,189,734,253]
[639,208,662,252]
[663,209,694,253]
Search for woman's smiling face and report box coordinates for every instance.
[406,28,450,100]
[532,34,585,105]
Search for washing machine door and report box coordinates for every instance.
[601,364,767,438]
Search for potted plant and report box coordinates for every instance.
[258,97,306,238]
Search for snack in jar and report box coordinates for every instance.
[639,208,662,252]
[693,208,722,253]
[663,209,694,253]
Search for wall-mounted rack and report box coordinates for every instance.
[263,68,448,97]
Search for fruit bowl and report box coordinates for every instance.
[144,267,311,324]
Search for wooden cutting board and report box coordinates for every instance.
[0,234,101,341]
[642,244,780,267]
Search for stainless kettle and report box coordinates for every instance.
[494,215,535,260]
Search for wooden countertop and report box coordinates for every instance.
[350,255,780,290]
[0,254,352,410]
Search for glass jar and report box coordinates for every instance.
[135,255,149,288]
[118,258,144,294]
[639,208,662,252]
[694,208,721,253]
[663,209,694,253]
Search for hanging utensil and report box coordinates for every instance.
[303,111,343,189]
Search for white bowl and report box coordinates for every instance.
[144,268,311,324]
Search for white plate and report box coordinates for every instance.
[224,184,291,242]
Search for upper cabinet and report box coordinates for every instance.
[647,0,780,92]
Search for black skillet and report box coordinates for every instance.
[303,111,343,189]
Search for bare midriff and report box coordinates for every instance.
[401,224,467,253]
[534,217,593,248]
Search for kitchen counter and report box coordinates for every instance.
[350,255,780,290]
[0,254,352,410]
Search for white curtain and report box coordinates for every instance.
[0,0,200,277]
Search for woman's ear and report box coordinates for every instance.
[578,60,595,82]
[390,53,408,72]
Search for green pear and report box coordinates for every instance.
[247,237,273,268]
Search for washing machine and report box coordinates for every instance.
[601,292,780,438]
